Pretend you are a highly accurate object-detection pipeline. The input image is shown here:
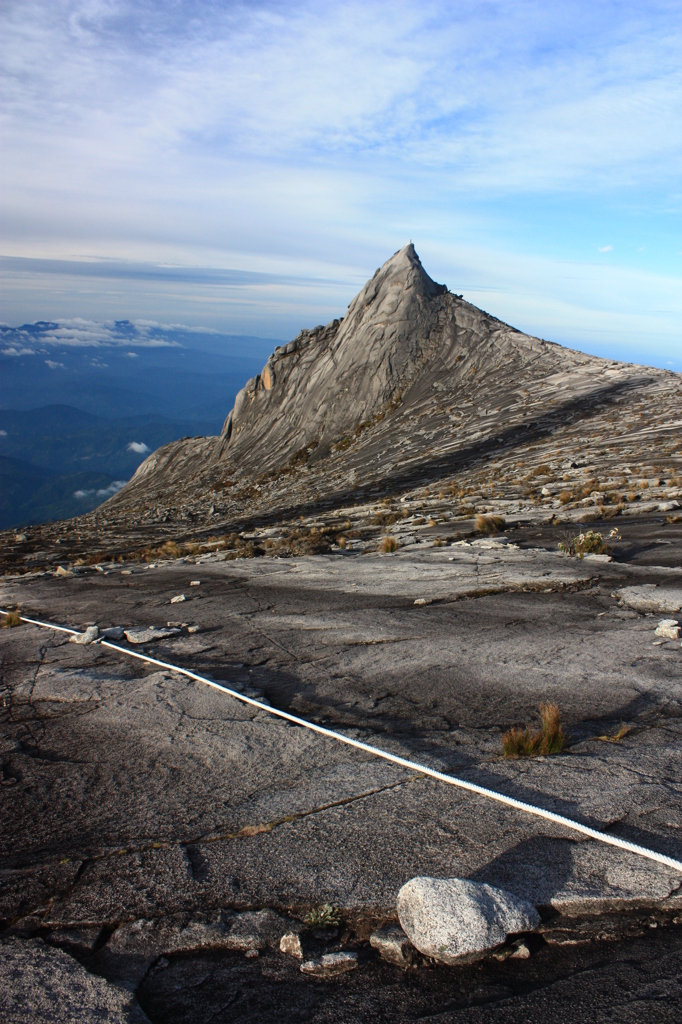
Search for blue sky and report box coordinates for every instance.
[1,0,681,368]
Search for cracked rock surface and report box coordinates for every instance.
[2,519,682,1020]
[2,243,682,1020]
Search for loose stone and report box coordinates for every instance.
[369,923,417,967]
[397,877,540,965]
[280,931,304,958]
[655,619,680,639]
[69,625,99,645]
[300,952,358,976]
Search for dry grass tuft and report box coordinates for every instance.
[502,703,567,758]
[475,514,506,534]
[379,536,399,553]
[596,723,633,743]
[1,610,22,628]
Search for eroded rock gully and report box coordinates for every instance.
[2,245,682,1021]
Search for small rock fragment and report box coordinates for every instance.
[190,580,201,587]
[223,909,291,952]
[300,952,358,976]
[187,625,201,634]
[55,566,73,577]
[170,594,186,604]
[615,585,682,614]
[70,625,99,645]
[510,940,531,959]
[124,626,181,644]
[280,932,304,958]
[655,619,680,639]
[101,626,124,640]
[369,923,417,967]
[397,877,540,965]
[414,598,431,606]
[244,949,259,958]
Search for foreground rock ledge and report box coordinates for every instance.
[397,877,541,965]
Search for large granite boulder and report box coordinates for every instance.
[397,876,540,965]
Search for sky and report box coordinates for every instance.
[1,0,681,369]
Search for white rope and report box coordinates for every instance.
[4,607,682,873]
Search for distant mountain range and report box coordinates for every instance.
[0,335,275,527]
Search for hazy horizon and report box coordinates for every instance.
[2,2,681,371]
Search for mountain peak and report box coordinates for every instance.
[108,244,677,520]
[345,243,446,320]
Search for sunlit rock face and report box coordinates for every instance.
[215,243,450,470]
[106,242,681,523]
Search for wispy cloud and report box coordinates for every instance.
[74,479,127,499]
[0,318,188,349]
[1,2,681,359]
[598,245,614,253]
[127,441,149,453]
[44,359,65,369]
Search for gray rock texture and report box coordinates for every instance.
[69,624,99,644]
[369,922,418,967]
[616,585,682,614]
[300,951,358,976]
[397,877,540,965]
[2,244,682,1021]
[1,937,149,1023]
[82,242,681,539]
[123,626,181,644]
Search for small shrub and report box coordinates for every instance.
[475,514,505,534]
[559,490,573,504]
[1,610,22,628]
[305,904,340,928]
[379,536,399,553]
[502,703,567,758]
[558,530,610,557]
[532,464,551,477]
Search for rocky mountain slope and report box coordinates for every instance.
[1,243,680,569]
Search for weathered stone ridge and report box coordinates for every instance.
[99,241,681,535]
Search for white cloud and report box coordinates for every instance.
[97,480,126,497]
[0,429,7,436]
[598,245,614,252]
[127,441,149,453]
[74,479,127,499]
[126,351,138,357]
[44,359,65,368]
[1,2,681,361]
[0,318,186,350]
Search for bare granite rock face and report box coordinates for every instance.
[95,242,681,533]
[397,877,540,965]
[1,937,149,1023]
